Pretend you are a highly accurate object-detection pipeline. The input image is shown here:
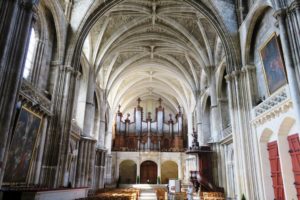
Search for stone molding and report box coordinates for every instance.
[225,69,242,82]
[71,120,82,135]
[221,125,232,139]
[251,86,292,126]
[59,65,74,73]
[20,0,39,10]
[19,79,52,115]
[288,1,300,13]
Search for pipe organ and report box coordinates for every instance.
[113,98,186,152]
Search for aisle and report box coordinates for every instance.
[139,189,157,200]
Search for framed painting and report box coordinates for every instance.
[260,33,287,94]
[3,106,42,184]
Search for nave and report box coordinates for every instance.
[1,0,300,200]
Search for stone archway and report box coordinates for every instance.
[140,161,157,184]
[161,161,178,184]
[119,160,137,184]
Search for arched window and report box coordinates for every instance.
[23,28,37,79]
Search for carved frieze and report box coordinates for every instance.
[252,86,292,126]
[19,79,52,116]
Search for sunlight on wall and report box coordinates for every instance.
[23,28,36,79]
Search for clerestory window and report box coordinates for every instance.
[23,28,37,79]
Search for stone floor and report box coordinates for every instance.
[139,189,157,200]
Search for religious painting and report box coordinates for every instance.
[3,107,42,184]
[260,33,287,94]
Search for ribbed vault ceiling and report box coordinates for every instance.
[82,0,225,115]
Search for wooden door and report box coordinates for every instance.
[268,141,285,200]
[140,161,157,184]
[288,134,300,200]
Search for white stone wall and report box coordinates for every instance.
[111,151,188,183]
[253,96,298,200]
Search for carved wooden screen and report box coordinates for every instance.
[268,141,285,200]
[288,134,300,200]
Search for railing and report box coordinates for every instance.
[252,86,292,125]
[221,126,232,139]
[19,79,52,115]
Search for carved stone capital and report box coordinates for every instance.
[241,65,256,72]
[74,71,82,79]
[231,70,241,78]
[274,8,287,20]
[288,1,300,13]
[50,60,63,67]
[60,65,74,73]
[225,74,233,82]
[32,7,38,21]
[20,0,39,10]
[206,65,216,74]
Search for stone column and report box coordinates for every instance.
[93,108,101,141]
[274,9,300,123]
[83,140,88,186]
[105,154,113,184]
[72,71,82,120]
[116,156,120,180]
[64,0,73,22]
[225,73,242,199]
[225,68,263,200]
[48,60,62,95]
[187,113,193,147]
[196,99,204,145]
[0,0,39,186]
[31,39,46,88]
[105,113,113,154]
[34,116,48,184]
[208,66,220,142]
[100,151,106,188]
[105,131,113,154]
[89,141,96,187]
[157,158,161,183]
[243,65,265,199]
[136,159,140,183]
[178,158,183,180]
[83,68,96,137]
[98,101,106,148]
[286,2,300,81]
[75,139,84,187]
[54,65,78,187]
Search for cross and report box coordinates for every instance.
[118,104,121,112]
[137,98,141,106]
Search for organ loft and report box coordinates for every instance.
[113,98,186,152]
[1,0,300,199]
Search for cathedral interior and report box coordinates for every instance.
[0,0,300,199]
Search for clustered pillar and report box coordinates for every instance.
[75,137,96,187]
[0,0,39,186]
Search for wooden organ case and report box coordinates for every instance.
[113,98,186,152]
